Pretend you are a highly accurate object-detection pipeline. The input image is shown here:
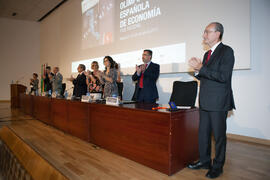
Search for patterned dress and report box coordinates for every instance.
[88,72,103,93]
[103,68,118,98]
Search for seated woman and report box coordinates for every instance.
[100,56,118,98]
[85,61,103,94]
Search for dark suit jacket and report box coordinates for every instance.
[132,62,160,102]
[195,43,235,111]
[44,73,53,91]
[73,73,87,97]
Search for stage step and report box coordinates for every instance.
[0,126,68,180]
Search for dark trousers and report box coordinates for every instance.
[199,110,228,169]
[137,88,156,103]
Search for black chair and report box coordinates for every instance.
[117,82,124,100]
[131,82,138,101]
[169,81,198,107]
[60,83,66,97]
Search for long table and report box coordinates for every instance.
[18,94,199,175]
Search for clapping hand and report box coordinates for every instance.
[136,65,142,74]
[48,73,53,79]
[96,71,103,78]
[84,71,90,76]
[189,57,203,71]
[67,75,74,81]
[141,64,146,72]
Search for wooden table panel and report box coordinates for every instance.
[25,95,33,116]
[51,98,68,132]
[33,96,39,118]
[170,109,200,175]
[36,96,51,125]
[67,101,89,142]
[19,94,33,116]
[90,103,171,174]
[18,95,199,175]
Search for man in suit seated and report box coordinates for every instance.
[49,67,63,95]
[68,64,87,98]
[132,49,160,103]
[188,22,235,179]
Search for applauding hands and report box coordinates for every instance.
[188,57,203,71]
[136,64,147,75]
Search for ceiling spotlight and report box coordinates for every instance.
[12,12,17,16]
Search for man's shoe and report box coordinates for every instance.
[187,161,211,169]
[206,168,223,178]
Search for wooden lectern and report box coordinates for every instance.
[10,84,27,108]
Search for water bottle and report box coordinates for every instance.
[48,90,52,96]
[64,90,68,99]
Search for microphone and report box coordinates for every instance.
[15,74,27,84]
[13,73,30,87]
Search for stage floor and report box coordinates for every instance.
[0,102,270,180]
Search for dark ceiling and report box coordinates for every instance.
[0,0,67,22]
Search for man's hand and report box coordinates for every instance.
[189,57,203,71]
[136,65,142,75]
[141,64,146,73]
[67,75,74,82]
[48,73,53,79]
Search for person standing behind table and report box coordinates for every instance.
[50,67,63,95]
[29,73,39,95]
[67,64,87,98]
[132,49,160,103]
[85,61,103,94]
[114,62,123,100]
[187,22,235,179]
[99,56,118,98]
[114,62,121,83]
[43,66,53,92]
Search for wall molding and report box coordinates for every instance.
[227,133,270,146]
[0,100,10,103]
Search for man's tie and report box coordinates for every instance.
[205,50,212,64]
[139,64,148,88]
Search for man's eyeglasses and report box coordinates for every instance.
[204,30,216,34]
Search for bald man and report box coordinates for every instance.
[188,22,235,179]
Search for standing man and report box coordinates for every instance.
[50,67,63,94]
[188,22,235,179]
[68,64,87,98]
[43,66,53,93]
[132,49,160,103]
[29,73,39,95]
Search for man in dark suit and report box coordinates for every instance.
[68,64,87,98]
[188,22,235,179]
[43,66,53,93]
[132,49,160,103]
